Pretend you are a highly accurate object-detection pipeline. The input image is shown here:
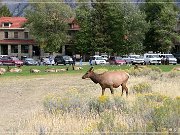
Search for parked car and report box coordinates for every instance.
[0,56,23,66]
[159,54,177,65]
[109,56,126,65]
[54,55,73,65]
[173,52,180,64]
[143,53,161,65]
[23,58,38,66]
[90,55,106,65]
[132,55,145,65]
[121,55,134,64]
[101,54,108,61]
[41,57,55,65]
[0,55,8,58]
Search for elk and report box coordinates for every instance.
[56,67,69,72]
[72,65,83,70]
[134,64,147,70]
[172,67,180,71]
[30,69,41,73]
[45,68,56,72]
[7,66,22,73]
[0,68,6,73]
[0,70,4,75]
[82,67,129,96]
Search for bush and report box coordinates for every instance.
[167,71,180,78]
[133,93,180,133]
[150,66,162,73]
[131,82,152,94]
[89,96,115,115]
[126,67,161,77]
[43,88,89,114]
[148,71,162,80]
[88,95,128,115]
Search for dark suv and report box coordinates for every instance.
[54,55,73,65]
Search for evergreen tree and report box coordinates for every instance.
[75,1,92,55]
[140,0,180,53]
[0,5,12,17]
[75,0,148,55]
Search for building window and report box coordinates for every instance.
[21,45,29,53]
[3,23,10,27]
[4,32,8,38]
[11,45,18,53]
[14,32,18,38]
[24,32,29,39]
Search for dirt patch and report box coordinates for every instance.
[0,74,94,132]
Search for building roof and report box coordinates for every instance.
[0,17,27,28]
[0,16,80,30]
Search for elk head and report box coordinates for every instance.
[82,67,94,79]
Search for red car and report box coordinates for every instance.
[109,56,126,65]
[0,56,23,66]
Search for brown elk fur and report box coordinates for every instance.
[30,69,41,73]
[82,67,129,96]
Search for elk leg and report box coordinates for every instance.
[121,84,124,96]
[110,86,114,94]
[122,83,128,97]
[102,88,105,96]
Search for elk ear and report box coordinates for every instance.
[89,67,94,71]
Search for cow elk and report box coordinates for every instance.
[82,67,130,96]
[7,66,22,73]
[172,67,180,71]
[56,67,69,72]
[72,65,83,70]
[30,69,41,73]
[45,68,56,72]
[0,68,6,73]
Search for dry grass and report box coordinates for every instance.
[0,72,180,134]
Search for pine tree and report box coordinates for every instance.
[0,5,12,17]
[140,0,180,53]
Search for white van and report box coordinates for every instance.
[143,53,161,65]
[90,55,106,65]
[159,54,177,65]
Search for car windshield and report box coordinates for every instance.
[166,55,174,58]
[25,58,34,61]
[11,57,19,60]
[138,56,144,58]
[43,58,49,61]
[63,56,71,60]
[115,57,123,60]
[130,55,140,58]
[152,55,160,58]
[96,57,103,60]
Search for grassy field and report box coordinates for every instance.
[0,64,180,134]
[0,64,179,77]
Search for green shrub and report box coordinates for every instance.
[126,67,161,77]
[150,66,162,73]
[131,82,152,94]
[88,95,128,115]
[148,71,162,80]
[167,71,180,78]
[43,88,89,114]
[97,111,115,133]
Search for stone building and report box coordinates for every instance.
[0,17,37,59]
[0,17,80,59]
